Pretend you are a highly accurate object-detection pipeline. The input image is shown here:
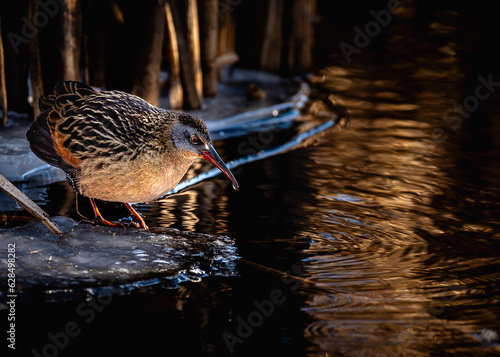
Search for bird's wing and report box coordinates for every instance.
[50,82,163,163]
[28,81,161,171]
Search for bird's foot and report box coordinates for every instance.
[86,198,148,229]
[80,217,147,229]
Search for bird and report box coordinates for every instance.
[26,81,239,229]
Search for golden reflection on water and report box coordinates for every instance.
[297,5,500,355]
[155,167,232,233]
[298,104,499,354]
[158,190,200,232]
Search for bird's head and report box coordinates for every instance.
[171,113,239,190]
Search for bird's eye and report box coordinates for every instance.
[190,135,200,144]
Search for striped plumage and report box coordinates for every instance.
[27,81,238,229]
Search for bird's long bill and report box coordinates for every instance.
[202,145,239,190]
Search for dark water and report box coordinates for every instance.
[3,1,500,356]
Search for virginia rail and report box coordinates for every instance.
[26,81,238,229]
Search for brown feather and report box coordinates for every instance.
[50,129,82,169]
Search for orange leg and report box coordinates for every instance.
[88,198,119,227]
[124,203,148,229]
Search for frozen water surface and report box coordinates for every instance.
[0,217,238,300]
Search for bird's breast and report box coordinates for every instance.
[75,154,194,203]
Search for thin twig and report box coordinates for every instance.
[240,259,315,286]
[0,173,63,234]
